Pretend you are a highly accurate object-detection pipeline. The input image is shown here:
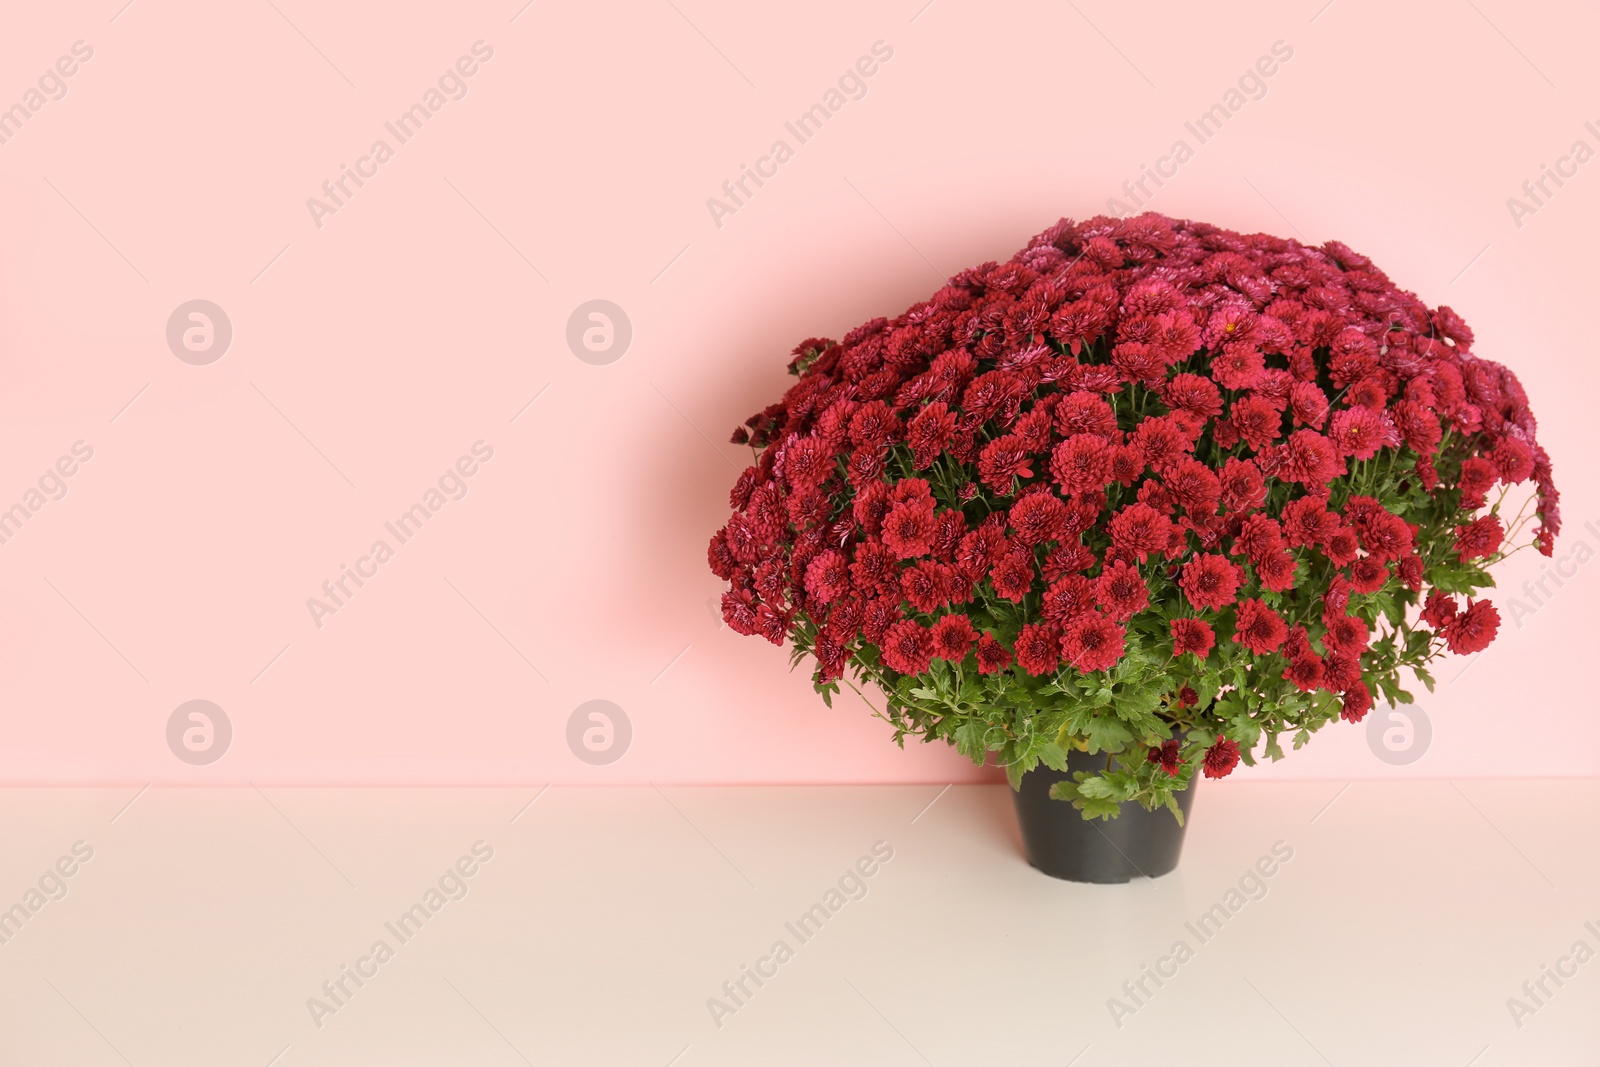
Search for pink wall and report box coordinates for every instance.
[0,0,1594,784]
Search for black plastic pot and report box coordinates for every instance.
[1011,749,1196,883]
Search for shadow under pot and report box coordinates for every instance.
[1010,748,1196,884]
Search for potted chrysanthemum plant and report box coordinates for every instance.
[708,212,1559,883]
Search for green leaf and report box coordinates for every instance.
[953,722,987,764]
[1004,755,1032,790]
[1080,715,1135,754]
[1076,777,1117,800]
[1050,778,1123,820]
[1036,742,1070,772]
[1263,731,1285,762]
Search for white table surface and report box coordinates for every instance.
[1,780,1595,1066]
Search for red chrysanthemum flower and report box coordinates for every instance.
[1398,553,1425,591]
[1420,588,1458,629]
[1163,372,1222,418]
[1322,612,1370,654]
[977,435,1033,491]
[1053,391,1118,438]
[963,370,1026,420]
[880,619,933,675]
[1328,406,1389,459]
[1153,310,1201,362]
[930,614,977,661]
[1108,502,1174,562]
[906,402,958,468]
[1170,617,1215,659]
[1107,444,1145,484]
[827,596,864,638]
[1356,509,1414,561]
[1345,377,1387,409]
[975,632,1013,674]
[1061,614,1127,673]
[1339,680,1373,723]
[1010,491,1068,547]
[1271,430,1342,486]
[933,509,968,561]
[1043,540,1095,581]
[1284,624,1312,660]
[1138,480,1174,515]
[1051,434,1112,495]
[1392,400,1442,456]
[1282,496,1340,548]
[1323,651,1363,693]
[1163,457,1222,516]
[1454,514,1505,562]
[990,549,1036,602]
[849,400,901,447]
[813,622,852,681]
[785,487,829,527]
[755,601,793,643]
[1349,555,1389,594]
[861,597,901,643]
[1254,550,1297,593]
[1212,344,1265,390]
[1445,598,1500,655]
[852,481,891,535]
[1130,415,1190,468]
[1233,513,1285,567]
[1218,457,1266,513]
[1457,456,1498,500]
[881,499,937,560]
[1014,623,1062,676]
[1178,553,1243,612]
[1288,380,1329,429]
[1093,560,1149,620]
[1211,418,1241,450]
[803,549,851,605]
[956,516,1007,575]
[1011,405,1056,453]
[783,436,832,488]
[848,446,888,488]
[1493,438,1534,484]
[900,560,952,613]
[1202,737,1242,779]
[1147,739,1184,776]
[1233,599,1288,655]
[1230,395,1282,451]
[1040,574,1095,625]
[1282,654,1325,692]
[1320,527,1358,567]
